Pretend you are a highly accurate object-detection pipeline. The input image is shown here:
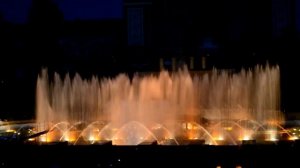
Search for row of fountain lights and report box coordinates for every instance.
[2,122,300,145]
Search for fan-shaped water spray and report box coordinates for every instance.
[36,65,282,145]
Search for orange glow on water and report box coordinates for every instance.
[239,134,251,141]
[265,130,278,141]
[223,127,232,131]
[28,138,35,141]
[64,131,78,142]
[188,133,199,140]
[288,136,298,141]
[40,136,47,142]
[88,134,100,141]
[213,135,224,141]
[6,129,16,133]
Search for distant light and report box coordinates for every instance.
[224,127,232,131]
[236,165,242,168]
[216,166,221,168]
[288,136,298,141]
[266,130,278,141]
[266,138,278,142]
[242,135,250,141]
[215,136,224,141]
[117,159,121,162]
[40,136,47,142]
[89,136,95,141]
[6,129,16,133]
[64,137,69,142]
[293,128,297,131]
[187,123,193,130]
[28,138,35,141]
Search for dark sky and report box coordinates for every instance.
[0,0,123,23]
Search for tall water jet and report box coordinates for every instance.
[36,65,282,145]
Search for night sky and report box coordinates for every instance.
[0,0,300,117]
[0,0,123,23]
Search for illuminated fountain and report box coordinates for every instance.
[36,65,284,145]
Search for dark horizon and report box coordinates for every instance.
[0,0,123,23]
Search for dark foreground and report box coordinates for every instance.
[0,142,299,168]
